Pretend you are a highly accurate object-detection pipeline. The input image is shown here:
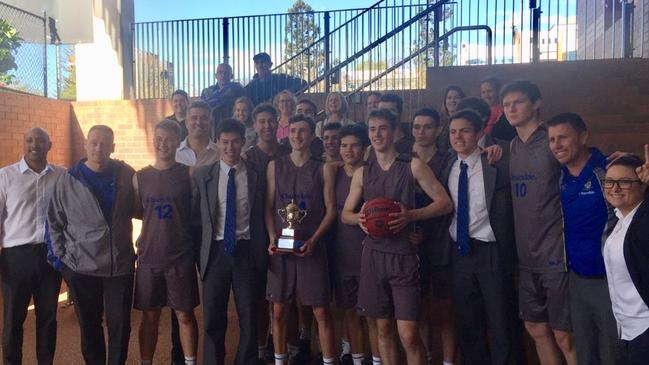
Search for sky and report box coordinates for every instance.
[135,0,379,22]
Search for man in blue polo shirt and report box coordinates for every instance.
[547,113,622,365]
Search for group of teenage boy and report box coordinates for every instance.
[2,75,649,365]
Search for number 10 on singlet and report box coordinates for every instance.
[514,182,527,197]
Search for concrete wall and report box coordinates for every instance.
[75,0,134,101]
[577,0,649,59]
[425,59,649,154]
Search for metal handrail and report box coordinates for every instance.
[296,0,453,94]
[271,0,383,73]
[341,25,493,100]
[436,25,493,64]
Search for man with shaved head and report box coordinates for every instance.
[48,125,137,365]
[0,128,65,364]
[201,63,246,129]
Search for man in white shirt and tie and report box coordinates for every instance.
[0,128,65,365]
[192,119,267,364]
[440,110,520,365]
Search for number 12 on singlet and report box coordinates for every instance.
[154,204,173,219]
[514,182,528,197]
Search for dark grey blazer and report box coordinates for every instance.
[440,136,516,272]
[191,159,267,278]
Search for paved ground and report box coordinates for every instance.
[2,283,541,364]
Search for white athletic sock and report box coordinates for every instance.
[442,361,454,365]
[184,356,196,365]
[323,356,336,364]
[341,338,351,355]
[352,353,366,365]
[373,356,382,365]
[426,351,433,365]
[300,326,311,340]
[140,360,152,365]
[274,353,287,365]
[258,345,267,359]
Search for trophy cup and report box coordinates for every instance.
[276,200,308,253]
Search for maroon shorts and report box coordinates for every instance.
[134,259,199,312]
[266,249,330,307]
[518,270,571,331]
[333,274,360,310]
[357,247,421,321]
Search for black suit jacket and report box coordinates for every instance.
[440,136,516,272]
[191,159,267,278]
[621,198,649,306]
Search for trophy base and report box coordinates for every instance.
[276,235,303,253]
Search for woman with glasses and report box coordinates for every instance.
[602,154,649,365]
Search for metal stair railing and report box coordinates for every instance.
[295,0,453,95]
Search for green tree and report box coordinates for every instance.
[413,3,456,67]
[59,46,76,100]
[283,0,323,81]
[0,19,22,85]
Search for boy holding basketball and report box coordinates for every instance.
[265,114,338,365]
[342,108,452,365]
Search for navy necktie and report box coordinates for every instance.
[224,167,237,255]
[457,161,470,256]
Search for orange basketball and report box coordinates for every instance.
[363,197,401,238]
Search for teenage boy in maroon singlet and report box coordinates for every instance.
[322,122,343,163]
[332,125,371,365]
[265,114,338,365]
[243,103,290,362]
[342,108,453,365]
[410,108,456,365]
[133,120,199,365]
[245,103,291,170]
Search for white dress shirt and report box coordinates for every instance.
[604,203,649,340]
[176,138,220,167]
[0,159,65,248]
[448,148,496,243]
[214,160,251,241]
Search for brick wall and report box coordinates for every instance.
[2,59,648,170]
[71,99,173,170]
[0,89,73,168]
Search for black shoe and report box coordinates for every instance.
[340,354,353,365]
[291,348,312,365]
[264,335,276,363]
[264,349,275,363]
[299,338,311,355]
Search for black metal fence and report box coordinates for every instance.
[133,0,647,99]
[0,1,47,96]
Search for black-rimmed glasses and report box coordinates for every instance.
[602,179,642,190]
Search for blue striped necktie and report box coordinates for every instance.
[457,161,470,256]
[224,167,237,255]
